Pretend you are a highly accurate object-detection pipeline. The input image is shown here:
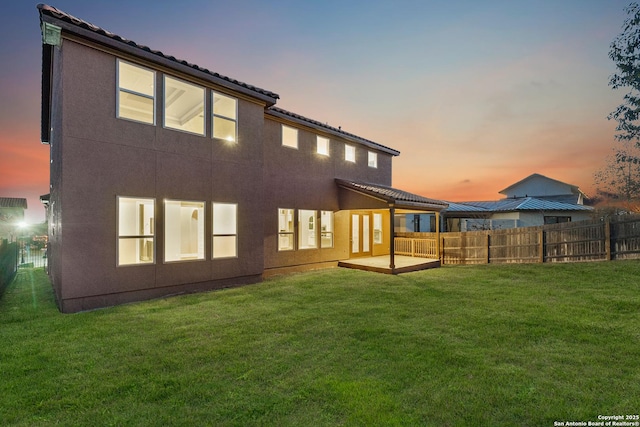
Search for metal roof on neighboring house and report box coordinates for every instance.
[336,179,448,211]
[0,198,28,209]
[267,107,400,156]
[441,201,488,213]
[37,4,280,103]
[444,197,593,213]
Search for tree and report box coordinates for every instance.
[597,3,640,211]
[609,3,640,143]
[594,144,640,207]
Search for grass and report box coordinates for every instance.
[1,262,639,426]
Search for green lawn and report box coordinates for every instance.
[1,262,639,426]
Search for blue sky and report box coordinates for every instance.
[0,0,631,222]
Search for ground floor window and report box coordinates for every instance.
[117,197,155,266]
[278,208,295,251]
[165,200,205,262]
[320,211,334,248]
[213,202,237,258]
[373,213,383,244]
[544,216,571,225]
[299,209,317,249]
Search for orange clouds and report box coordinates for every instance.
[0,131,48,190]
[0,128,49,222]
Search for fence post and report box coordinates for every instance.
[604,217,612,261]
[539,229,545,263]
[486,232,490,264]
[440,237,445,264]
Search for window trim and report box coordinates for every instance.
[373,213,383,244]
[116,59,156,125]
[368,151,378,168]
[278,208,296,251]
[320,210,334,248]
[345,144,356,163]
[163,199,206,263]
[282,125,299,149]
[116,196,156,266]
[298,209,318,250]
[212,91,238,142]
[317,136,330,156]
[163,75,206,136]
[212,202,238,259]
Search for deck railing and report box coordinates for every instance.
[394,236,438,258]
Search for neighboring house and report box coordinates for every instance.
[38,5,447,313]
[0,197,27,240]
[498,173,587,205]
[443,174,593,231]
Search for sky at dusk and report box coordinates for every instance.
[0,0,632,223]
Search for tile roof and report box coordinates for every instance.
[0,198,28,209]
[336,179,448,211]
[267,107,400,156]
[37,4,279,103]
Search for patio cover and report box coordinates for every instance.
[335,179,448,212]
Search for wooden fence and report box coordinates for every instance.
[395,214,640,265]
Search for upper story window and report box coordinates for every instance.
[117,197,155,266]
[164,76,205,135]
[282,125,298,149]
[213,92,237,142]
[317,136,330,156]
[345,144,356,163]
[368,151,378,168]
[117,60,155,125]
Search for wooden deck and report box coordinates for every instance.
[338,255,440,274]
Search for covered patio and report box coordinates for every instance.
[335,179,448,274]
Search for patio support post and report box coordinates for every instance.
[389,205,395,272]
[435,211,441,259]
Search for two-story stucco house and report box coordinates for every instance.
[38,4,447,312]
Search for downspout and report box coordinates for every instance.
[389,205,395,272]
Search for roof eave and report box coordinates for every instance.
[267,108,400,156]
[336,179,448,212]
[38,12,279,107]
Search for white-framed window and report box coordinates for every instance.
[282,125,298,149]
[213,202,237,258]
[212,92,237,142]
[117,60,155,124]
[117,197,155,266]
[368,151,378,168]
[278,208,295,251]
[298,209,317,250]
[345,144,356,163]
[320,210,334,248]
[373,213,383,244]
[164,200,205,262]
[164,76,205,135]
[317,136,330,156]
